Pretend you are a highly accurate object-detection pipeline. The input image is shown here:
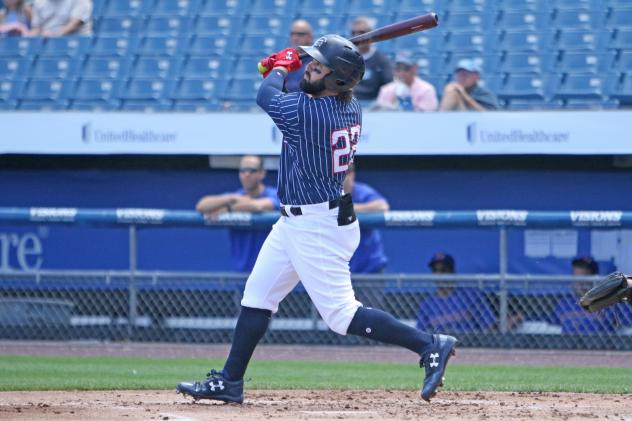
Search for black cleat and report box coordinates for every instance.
[176,369,244,404]
[420,334,457,402]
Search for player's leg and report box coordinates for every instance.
[176,220,300,403]
[285,213,456,401]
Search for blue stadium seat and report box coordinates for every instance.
[198,0,247,16]
[222,77,260,101]
[182,56,228,78]
[97,17,145,35]
[120,100,174,111]
[300,0,349,14]
[497,0,545,11]
[30,57,83,79]
[92,0,108,18]
[21,79,74,101]
[0,37,42,57]
[610,73,632,103]
[104,0,155,16]
[393,31,443,54]
[556,51,616,73]
[120,78,176,100]
[296,13,344,36]
[72,79,123,102]
[153,0,202,15]
[189,35,234,55]
[0,57,32,78]
[551,0,600,9]
[70,100,121,111]
[446,0,486,12]
[250,0,299,15]
[240,34,285,55]
[245,15,293,36]
[39,37,92,57]
[348,0,393,14]
[498,74,554,100]
[195,16,241,35]
[556,29,611,51]
[82,56,133,79]
[92,36,141,56]
[607,8,632,29]
[446,53,502,75]
[564,98,619,109]
[423,74,450,95]
[500,52,555,74]
[443,31,489,54]
[145,16,194,36]
[443,12,489,31]
[172,78,226,100]
[616,51,632,71]
[233,55,263,77]
[0,100,17,110]
[413,55,447,76]
[552,9,605,30]
[398,0,442,14]
[0,79,25,102]
[610,28,632,49]
[173,101,224,112]
[497,11,551,30]
[139,36,192,56]
[497,30,554,52]
[343,13,394,33]
[18,100,69,110]
[131,57,184,78]
[554,74,603,99]
[479,74,504,94]
[506,99,564,110]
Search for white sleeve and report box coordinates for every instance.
[71,0,93,22]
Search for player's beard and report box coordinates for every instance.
[300,77,327,95]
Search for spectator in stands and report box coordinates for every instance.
[440,59,499,111]
[28,0,93,37]
[350,16,393,102]
[0,0,31,36]
[416,253,496,333]
[374,51,438,111]
[285,19,313,93]
[343,163,389,273]
[550,256,617,335]
[196,155,280,273]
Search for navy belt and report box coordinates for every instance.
[280,198,340,217]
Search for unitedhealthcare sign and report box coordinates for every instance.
[466,122,570,145]
[1,110,631,155]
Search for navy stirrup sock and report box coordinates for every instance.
[223,306,272,381]
[347,306,434,356]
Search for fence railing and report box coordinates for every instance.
[1,207,632,350]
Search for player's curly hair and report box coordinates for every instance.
[337,90,353,104]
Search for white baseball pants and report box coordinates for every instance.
[241,201,362,335]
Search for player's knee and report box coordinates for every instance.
[321,302,362,335]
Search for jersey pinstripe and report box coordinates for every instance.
[265,91,362,205]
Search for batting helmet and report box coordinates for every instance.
[300,35,365,93]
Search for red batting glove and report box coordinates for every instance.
[271,48,302,73]
[257,55,277,78]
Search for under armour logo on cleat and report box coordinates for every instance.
[429,352,439,368]
[208,380,225,391]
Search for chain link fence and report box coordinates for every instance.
[1,271,631,350]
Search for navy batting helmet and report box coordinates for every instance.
[300,34,365,93]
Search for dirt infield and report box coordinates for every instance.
[2,342,632,420]
[1,390,631,421]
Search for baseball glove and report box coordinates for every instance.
[579,272,632,313]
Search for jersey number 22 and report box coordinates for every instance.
[330,125,360,174]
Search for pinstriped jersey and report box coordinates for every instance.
[261,83,362,205]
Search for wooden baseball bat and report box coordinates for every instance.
[298,13,439,58]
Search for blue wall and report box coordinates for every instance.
[1,169,631,274]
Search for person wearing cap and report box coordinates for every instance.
[343,163,389,273]
[440,59,499,111]
[350,16,393,102]
[374,51,438,111]
[416,253,496,333]
[549,256,617,335]
[284,19,313,92]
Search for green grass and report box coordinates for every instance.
[0,356,630,394]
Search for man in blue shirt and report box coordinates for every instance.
[343,163,389,273]
[417,253,496,333]
[178,35,456,405]
[195,155,279,272]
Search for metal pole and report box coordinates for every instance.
[128,224,138,341]
[499,227,508,334]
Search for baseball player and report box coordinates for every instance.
[176,35,457,404]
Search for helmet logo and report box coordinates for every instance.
[314,37,327,48]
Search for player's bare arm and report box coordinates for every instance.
[195,194,240,214]
[230,197,276,213]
